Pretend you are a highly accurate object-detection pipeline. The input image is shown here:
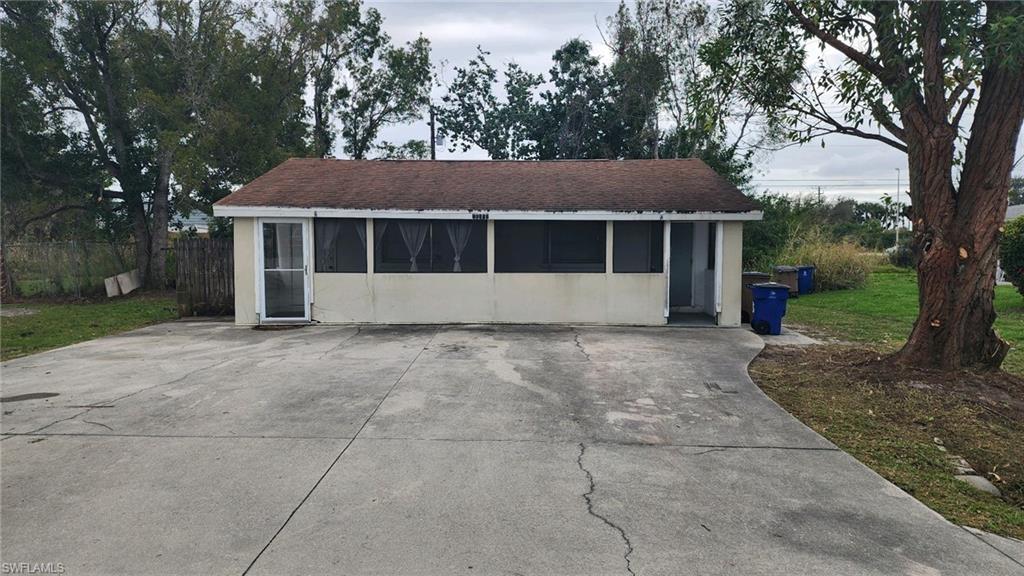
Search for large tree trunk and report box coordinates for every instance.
[895,43,1024,371]
[147,152,173,289]
[130,198,151,287]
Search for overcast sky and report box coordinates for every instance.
[367,1,1022,205]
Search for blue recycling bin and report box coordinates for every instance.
[750,282,790,335]
[797,265,815,295]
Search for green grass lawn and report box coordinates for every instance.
[785,267,1024,376]
[750,266,1024,539]
[1,293,177,361]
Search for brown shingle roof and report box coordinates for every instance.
[214,158,759,213]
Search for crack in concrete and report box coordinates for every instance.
[26,356,236,435]
[317,327,361,360]
[241,328,439,576]
[572,328,591,361]
[81,420,113,432]
[576,442,635,576]
[692,447,728,456]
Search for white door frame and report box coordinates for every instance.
[255,217,311,323]
[714,221,724,318]
[662,220,671,318]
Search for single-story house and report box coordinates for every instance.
[212,159,762,326]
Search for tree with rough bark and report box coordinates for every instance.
[711,0,1024,370]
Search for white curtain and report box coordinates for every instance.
[316,220,342,271]
[398,221,430,272]
[374,220,389,260]
[355,219,367,250]
[446,221,473,272]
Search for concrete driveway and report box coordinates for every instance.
[1,322,1020,575]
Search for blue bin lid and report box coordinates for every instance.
[797,265,815,271]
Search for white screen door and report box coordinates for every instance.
[259,219,309,322]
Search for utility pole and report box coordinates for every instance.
[817,186,821,203]
[429,106,436,160]
[895,168,901,248]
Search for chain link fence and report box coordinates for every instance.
[2,241,140,298]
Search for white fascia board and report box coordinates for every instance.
[213,205,763,221]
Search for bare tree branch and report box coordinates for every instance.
[951,88,975,129]
[785,0,894,86]
[17,204,93,233]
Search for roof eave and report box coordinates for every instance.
[212,205,763,221]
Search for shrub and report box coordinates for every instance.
[1001,216,1024,297]
[743,193,823,269]
[887,239,916,268]
[779,229,871,291]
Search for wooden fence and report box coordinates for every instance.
[175,238,233,316]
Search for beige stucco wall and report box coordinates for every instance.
[233,217,258,325]
[231,216,746,326]
[718,221,743,327]
[312,273,666,325]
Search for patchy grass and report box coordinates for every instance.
[749,267,1024,539]
[751,346,1024,540]
[785,267,1024,376]
[1,293,176,361]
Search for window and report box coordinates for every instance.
[495,220,606,272]
[613,222,663,273]
[707,223,717,270]
[315,218,367,273]
[373,219,486,273]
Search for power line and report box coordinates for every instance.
[752,184,901,188]
[751,178,901,182]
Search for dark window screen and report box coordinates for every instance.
[314,218,367,273]
[613,222,663,273]
[707,224,717,270]
[494,221,546,272]
[495,220,605,272]
[374,219,486,273]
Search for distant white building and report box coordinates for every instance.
[998,204,1024,284]
[171,210,212,234]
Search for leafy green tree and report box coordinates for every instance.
[292,0,364,158]
[1001,216,1024,297]
[0,11,109,243]
[334,9,431,160]
[1,0,311,287]
[3,0,431,290]
[438,3,763,176]
[535,39,618,160]
[713,0,1024,370]
[375,139,429,160]
[1011,177,1024,207]
[436,48,543,160]
[607,1,667,158]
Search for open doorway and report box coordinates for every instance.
[668,222,718,325]
[669,222,693,311]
